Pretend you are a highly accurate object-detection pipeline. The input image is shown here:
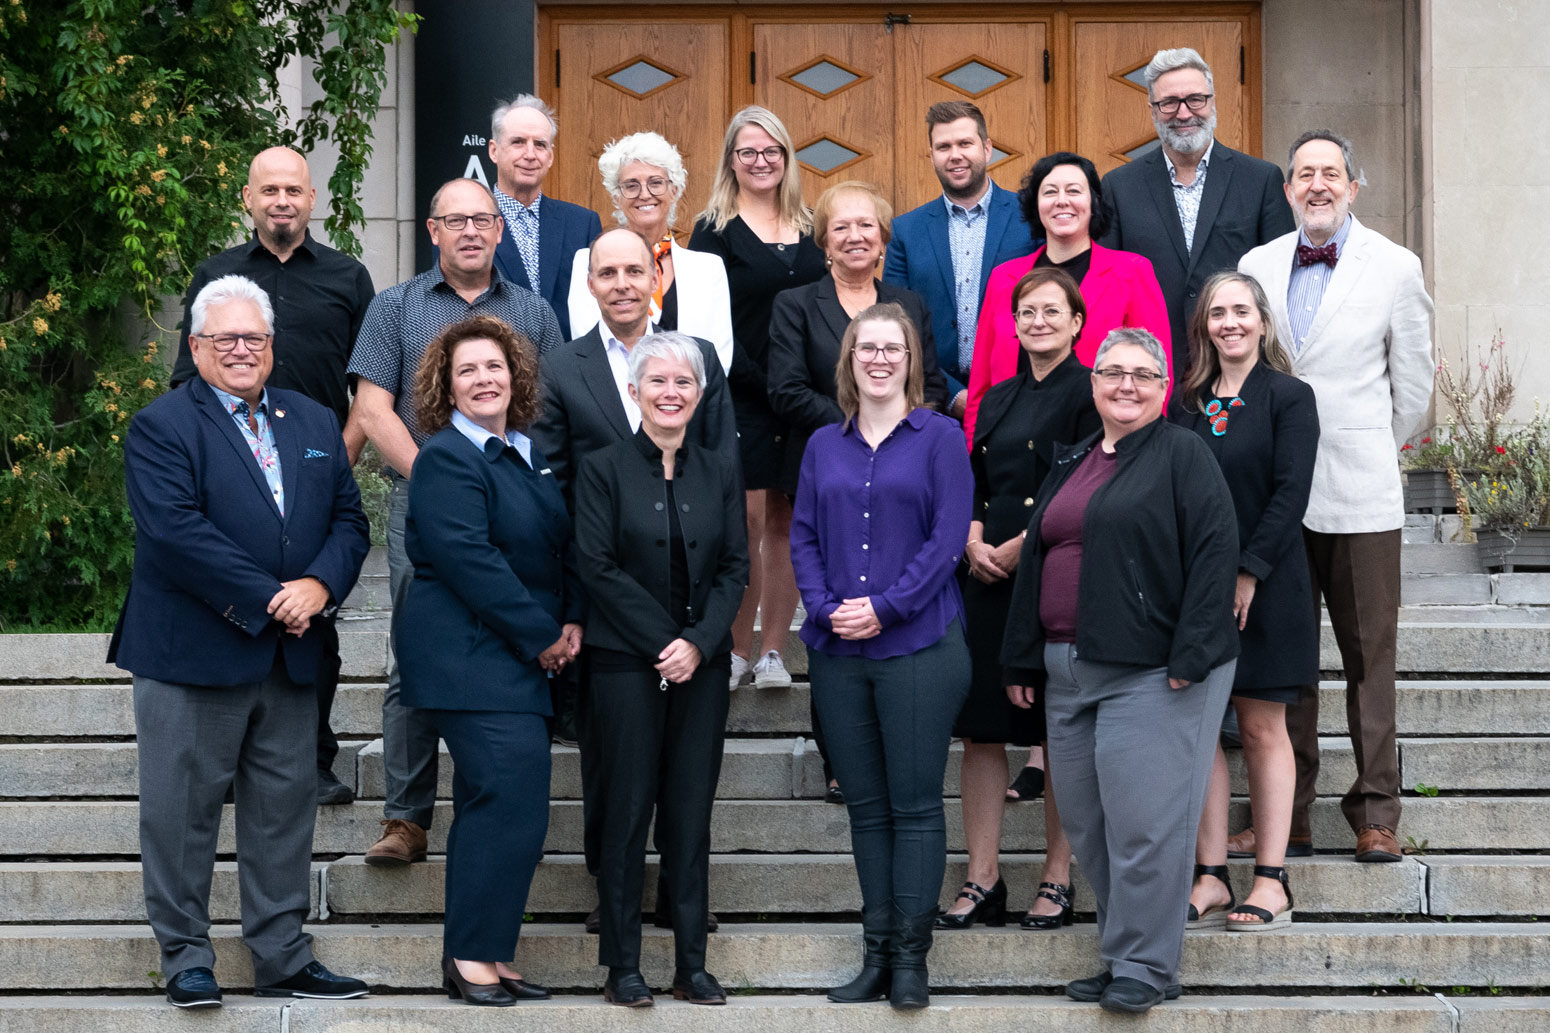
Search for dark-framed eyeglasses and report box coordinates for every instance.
[1092,366,1166,386]
[619,176,672,198]
[855,343,907,362]
[733,146,785,166]
[433,212,498,231]
[1149,93,1213,116]
[194,333,272,352]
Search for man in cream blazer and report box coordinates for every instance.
[1238,130,1433,864]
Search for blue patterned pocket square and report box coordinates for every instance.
[304,448,329,459]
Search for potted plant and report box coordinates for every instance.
[1401,436,1465,513]
[1460,414,1550,572]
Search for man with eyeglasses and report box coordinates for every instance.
[1098,47,1292,378]
[169,146,375,807]
[486,94,602,338]
[346,176,562,868]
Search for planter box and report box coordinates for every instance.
[1404,468,1471,514]
[1478,528,1550,573]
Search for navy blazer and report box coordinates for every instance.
[883,182,1039,395]
[492,195,603,341]
[395,427,585,714]
[109,377,369,687]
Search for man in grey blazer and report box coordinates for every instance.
[1099,47,1293,378]
[1238,130,1434,864]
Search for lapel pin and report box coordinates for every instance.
[275,409,286,418]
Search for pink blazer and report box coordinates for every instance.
[962,243,1172,445]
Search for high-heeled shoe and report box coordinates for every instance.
[442,959,516,1007]
[1020,881,1073,929]
[1225,864,1295,931]
[496,972,550,1000]
[1186,864,1236,929]
[934,878,1007,929]
[1005,767,1044,802]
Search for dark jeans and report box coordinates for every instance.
[808,620,969,916]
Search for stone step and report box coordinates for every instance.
[0,862,325,922]
[1402,571,1493,605]
[10,994,1543,1033]
[1423,855,1550,916]
[0,741,371,799]
[3,796,1548,858]
[2,922,1546,992]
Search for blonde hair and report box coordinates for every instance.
[697,106,813,235]
[1180,271,1293,414]
[812,181,893,252]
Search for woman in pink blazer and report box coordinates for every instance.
[963,152,1171,444]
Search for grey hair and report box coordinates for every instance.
[627,332,707,392]
[190,274,274,336]
[1143,47,1214,96]
[490,94,558,141]
[1092,327,1168,377]
[598,132,688,229]
[1286,129,1360,183]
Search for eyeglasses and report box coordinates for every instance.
[734,146,785,166]
[619,177,672,198]
[1015,306,1069,323]
[1149,93,1214,116]
[194,333,272,352]
[1092,367,1166,386]
[433,212,498,231]
[856,343,907,362]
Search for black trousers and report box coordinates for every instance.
[313,615,342,772]
[590,650,730,971]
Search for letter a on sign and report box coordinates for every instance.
[463,155,490,187]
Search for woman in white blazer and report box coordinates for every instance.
[567,132,734,374]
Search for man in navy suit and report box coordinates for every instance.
[883,100,1038,419]
[110,274,370,1008]
[487,94,602,339]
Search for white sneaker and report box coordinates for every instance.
[729,653,752,691]
[752,649,792,690]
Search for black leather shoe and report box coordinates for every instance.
[889,906,935,1010]
[672,968,727,1005]
[826,783,845,804]
[441,959,515,1006]
[1067,971,1181,1003]
[496,974,550,1000]
[584,906,601,934]
[166,967,222,1009]
[935,878,1008,929]
[604,967,654,1006]
[255,960,368,999]
[828,903,892,1002]
[1099,976,1167,1013]
[317,768,355,805]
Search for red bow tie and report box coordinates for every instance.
[1296,241,1338,267]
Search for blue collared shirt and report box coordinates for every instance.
[450,409,534,467]
[1286,214,1353,353]
[1164,140,1213,253]
[210,384,285,515]
[494,187,543,292]
[943,182,994,374]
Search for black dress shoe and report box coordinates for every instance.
[441,959,515,1007]
[1067,971,1181,1003]
[934,878,1008,929]
[1099,976,1167,1013]
[497,974,550,1000]
[317,768,355,805]
[584,906,601,934]
[671,968,727,1005]
[255,960,369,999]
[603,967,654,1007]
[826,783,845,804]
[166,966,222,1009]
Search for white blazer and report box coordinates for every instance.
[567,240,735,374]
[1239,215,1434,534]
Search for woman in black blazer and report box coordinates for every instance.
[396,315,585,1006]
[574,332,750,1008]
[1173,272,1320,932]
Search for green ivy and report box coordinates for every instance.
[0,0,417,630]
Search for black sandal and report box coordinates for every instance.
[1020,881,1073,929]
[1225,865,1295,931]
[1006,767,1045,802]
[934,878,1007,929]
[1186,864,1236,929]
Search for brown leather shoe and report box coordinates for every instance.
[1354,824,1402,862]
[365,818,427,866]
[1226,827,1312,858]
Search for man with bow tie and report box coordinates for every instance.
[1238,130,1434,865]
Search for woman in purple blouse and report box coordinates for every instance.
[789,302,972,1011]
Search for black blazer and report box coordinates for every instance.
[1172,363,1321,689]
[395,428,585,714]
[574,432,749,661]
[530,326,739,509]
[766,277,950,495]
[1001,419,1239,685]
[1099,142,1294,371]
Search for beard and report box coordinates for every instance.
[269,219,301,248]
[1155,109,1217,155]
[937,161,989,203]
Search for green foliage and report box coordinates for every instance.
[0,0,416,630]
[1458,408,1550,532]
[1413,782,1440,797]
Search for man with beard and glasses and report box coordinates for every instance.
[884,101,1037,420]
[1099,48,1292,379]
[170,146,375,808]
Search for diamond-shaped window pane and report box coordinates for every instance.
[940,60,1009,95]
[1124,139,1162,162]
[1123,65,1149,89]
[989,144,1011,165]
[796,138,861,173]
[607,60,676,96]
[790,60,860,96]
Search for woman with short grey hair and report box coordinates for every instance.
[628,331,707,392]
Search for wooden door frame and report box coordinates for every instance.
[539,3,1264,156]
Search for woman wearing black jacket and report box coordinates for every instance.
[1002,327,1239,1015]
[574,332,750,1008]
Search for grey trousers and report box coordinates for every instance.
[1043,643,1235,990]
[383,475,440,828]
[133,660,317,984]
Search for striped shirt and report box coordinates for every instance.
[1286,215,1353,354]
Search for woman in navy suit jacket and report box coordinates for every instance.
[396,314,585,1006]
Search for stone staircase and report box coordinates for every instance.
[3,538,1549,1031]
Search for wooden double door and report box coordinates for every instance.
[542,4,1260,223]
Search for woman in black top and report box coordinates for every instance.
[940,268,1099,933]
[691,106,826,693]
[1173,272,1320,932]
[573,332,750,1008]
